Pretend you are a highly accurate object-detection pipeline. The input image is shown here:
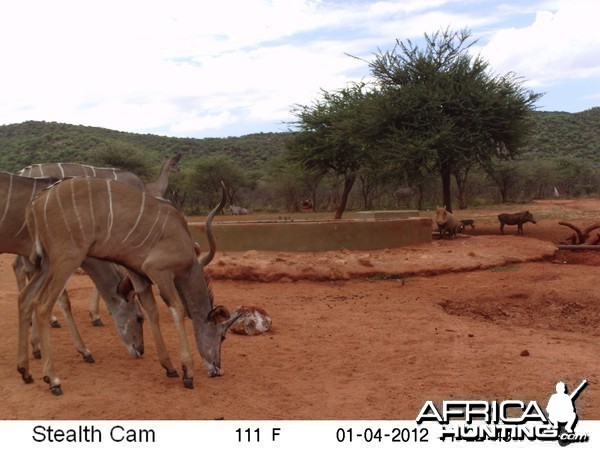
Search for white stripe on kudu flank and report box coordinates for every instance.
[55,182,75,243]
[159,208,171,238]
[104,180,115,242]
[135,208,162,248]
[85,178,96,232]
[70,180,85,240]
[38,164,45,177]
[0,173,13,228]
[14,178,38,237]
[43,184,53,237]
[58,163,65,178]
[122,192,146,243]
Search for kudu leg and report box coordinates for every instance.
[127,272,178,378]
[13,255,60,330]
[29,289,94,363]
[89,287,104,326]
[17,269,46,385]
[149,273,196,389]
[30,259,83,395]
[56,290,95,362]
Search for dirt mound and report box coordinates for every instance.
[206,235,557,281]
[440,288,600,334]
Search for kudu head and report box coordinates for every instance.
[193,181,242,377]
[166,154,181,174]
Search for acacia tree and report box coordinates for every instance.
[89,144,153,180]
[288,83,377,219]
[185,154,248,211]
[266,156,325,211]
[369,28,541,212]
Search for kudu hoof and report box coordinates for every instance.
[166,369,179,378]
[50,385,63,396]
[32,350,42,360]
[183,378,194,389]
[50,320,61,329]
[91,319,104,327]
[43,375,62,394]
[83,354,95,364]
[17,367,34,384]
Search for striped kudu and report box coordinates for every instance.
[0,172,144,363]
[19,155,181,326]
[18,178,237,395]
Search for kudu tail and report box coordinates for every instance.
[25,206,45,270]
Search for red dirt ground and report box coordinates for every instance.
[0,199,598,420]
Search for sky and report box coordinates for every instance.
[1,0,599,139]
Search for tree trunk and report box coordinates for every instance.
[335,174,356,220]
[453,168,470,209]
[499,183,508,203]
[416,185,424,211]
[440,163,453,213]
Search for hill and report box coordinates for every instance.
[525,107,600,163]
[0,120,293,174]
[0,108,598,175]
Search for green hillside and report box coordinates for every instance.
[1,108,599,176]
[525,107,600,163]
[0,108,598,211]
[0,120,293,175]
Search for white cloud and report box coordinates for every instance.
[479,0,600,87]
[0,0,598,138]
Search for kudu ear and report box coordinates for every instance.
[117,275,136,302]
[207,305,230,324]
[194,242,202,258]
[207,306,242,330]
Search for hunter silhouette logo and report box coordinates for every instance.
[546,380,588,446]
[416,380,590,444]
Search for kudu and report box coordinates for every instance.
[19,155,181,326]
[20,155,181,199]
[144,154,181,198]
[0,172,144,363]
[18,178,237,395]
[394,187,415,209]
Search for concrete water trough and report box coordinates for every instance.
[189,216,432,252]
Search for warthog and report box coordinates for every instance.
[300,199,314,212]
[498,211,536,235]
[460,219,475,231]
[435,206,461,239]
[230,205,248,215]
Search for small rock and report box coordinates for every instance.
[520,350,530,357]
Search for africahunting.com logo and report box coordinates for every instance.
[417,380,589,445]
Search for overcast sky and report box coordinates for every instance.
[1,0,599,139]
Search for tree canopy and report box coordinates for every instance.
[288,28,542,215]
[288,83,378,218]
[371,28,542,211]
